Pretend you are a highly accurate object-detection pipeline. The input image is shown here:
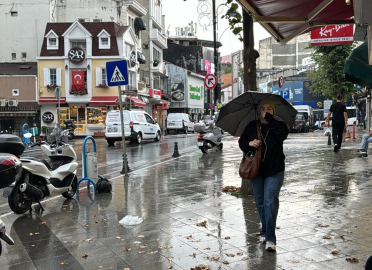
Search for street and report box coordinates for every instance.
[1,129,372,269]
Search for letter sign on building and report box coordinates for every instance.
[42,112,54,123]
[68,47,86,64]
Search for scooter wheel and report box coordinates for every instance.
[68,133,74,140]
[62,176,77,199]
[218,143,223,150]
[8,182,32,214]
[200,145,208,154]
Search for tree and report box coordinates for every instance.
[308,44,358,101]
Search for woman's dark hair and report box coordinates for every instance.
[337,94,343,100]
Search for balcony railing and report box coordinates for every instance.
[150,28,167,49]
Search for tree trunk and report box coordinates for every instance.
[241,10,258,195]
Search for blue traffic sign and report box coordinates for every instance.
[106,60,128,86]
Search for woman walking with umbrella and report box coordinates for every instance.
[216,92,296,251]
[239,99,289,251]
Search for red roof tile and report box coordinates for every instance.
[221,73,232,89]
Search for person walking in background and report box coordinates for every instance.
[325,94,348,152]
[238,99,289,252]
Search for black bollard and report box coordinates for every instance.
[172,142,181,157]
[328,134,332,145]
[120,152,132,174]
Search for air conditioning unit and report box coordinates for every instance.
[8,100,18,107]
[0,99,6,107]
[144,77,150,85]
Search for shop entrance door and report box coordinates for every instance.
[70,106,86,135]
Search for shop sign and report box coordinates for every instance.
[162,102,169,110]
[311,23,353,46]
[189,85,202,100]
[42,111,54,123]
[149,89,161,99]
[0,106,36,111]
[68,47,86,64]
[121,90,138,96]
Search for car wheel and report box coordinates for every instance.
[154,131,161,141]
[107,139,115,146]
[136,133,142,144]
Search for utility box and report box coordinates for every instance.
[86,152,98,179]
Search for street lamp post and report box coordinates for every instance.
[212,0,221,109]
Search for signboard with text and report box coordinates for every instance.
[311,24,353,46]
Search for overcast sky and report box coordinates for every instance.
[162,0,271,57]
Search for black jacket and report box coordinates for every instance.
[238,114,289,177]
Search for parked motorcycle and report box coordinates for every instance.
[0,218,14,256]
[1,125,78,214]
[64,120,75,140]
[195,122,223,153]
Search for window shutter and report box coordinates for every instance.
[43,68,49,86]
[56,68,62,86]
[96,68,102,86]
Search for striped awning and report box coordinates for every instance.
[39,97,66,104]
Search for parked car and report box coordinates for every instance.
[291,114,309,133]
[105,110,161,145]
[166,113,194,134]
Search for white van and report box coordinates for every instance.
[293,105,313,127]
[346,106,357,126]
[166,113,194,134]
[105,110,161,145]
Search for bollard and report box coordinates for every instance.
[346,128,351,139]
[120,152,132,174]
[352,123,356,139]
[328,134,332,145]
[172,142,181,157]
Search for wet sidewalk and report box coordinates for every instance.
[1,130,372,270]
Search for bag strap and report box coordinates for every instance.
[256,121,262,159]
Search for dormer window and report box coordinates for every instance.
[46,30,59,50]
[98,29,111,49]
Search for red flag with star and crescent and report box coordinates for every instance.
[71,70,85,92]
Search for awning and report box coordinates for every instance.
[127,97,146,108]
[237,0,354,44]
[39,97,66,104]
[344,42,372,88]
[134,17,147,30]
[138,95,150,103]
[89,96,117,106]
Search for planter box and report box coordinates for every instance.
[94,132,105,137]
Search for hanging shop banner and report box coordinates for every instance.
[311,24,353,46]
[71,70,85,92]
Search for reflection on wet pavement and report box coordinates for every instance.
[1,130,372,269]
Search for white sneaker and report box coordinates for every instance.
[260,236,266,243]
[265,241,276,251]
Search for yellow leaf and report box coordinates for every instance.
[226,253,235,257]
[60,260,66,265]
[82,253,88,259]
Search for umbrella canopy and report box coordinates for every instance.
[344,42,372,88]
[216,91,298,137]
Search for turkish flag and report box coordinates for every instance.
[71,70,85,92]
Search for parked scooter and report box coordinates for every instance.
[64,120,75,140]
[0,218,14,255]
[196,123,223,153]
[1,125,78,214]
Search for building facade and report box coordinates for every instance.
[37,21,142,136]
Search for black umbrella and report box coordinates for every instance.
[216,91,298,137]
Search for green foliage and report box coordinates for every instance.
[308,44,358,101]
[41,126,47,134]
[221,0,243,42]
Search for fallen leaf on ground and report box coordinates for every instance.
[86,238,93,242]
[82,253,88,259]
[60,260,66,265]
[115,236,121,239]
[168,257,174,261]
[318,224,330,227]
[29,233,33,236]
[346,257,359,263]
[288,259,300,263]
[147,251,158,254]
[133,241,141,244]
[226,253,235,257]
[138,235,144,238]
[124,247,132,252]
[340,234,346,239]
[186,235,193,240]
[138,250,145,254]
[208,255,219,261]
[54,218,58,221]
[191,265,211,270]
[224,236,230,240]
[221,186,241,193]
[323,235,331,239]
[124,268,131,270]
[168,266,173,269]
[196,220,207,227]
[223,261,229,264]
[93,214,96,217]
[190,253,196,258]
[39,221,46,225]
[84,224,89,227]
[331,249,339,255]
[241,257,249,261]
[237,252,243,256]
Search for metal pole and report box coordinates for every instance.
[212,0,218,106]
[368,90,371,132]
[118,86,128,175]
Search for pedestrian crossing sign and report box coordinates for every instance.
[106,60,128,86]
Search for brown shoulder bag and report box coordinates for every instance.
[239,121,261,179]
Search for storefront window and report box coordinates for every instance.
[87,108,106,125]
[59,108,69,126]
[70,106,86,134]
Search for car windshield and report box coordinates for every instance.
[168,114,182,120]
[296,115,305,121]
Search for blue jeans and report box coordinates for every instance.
[250,171,284,245]
[360,134,372,151]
